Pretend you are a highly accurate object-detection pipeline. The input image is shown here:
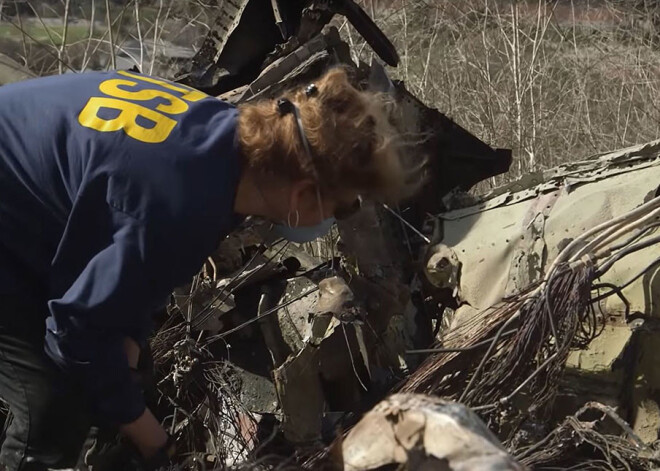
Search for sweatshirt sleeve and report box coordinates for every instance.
[39,76,241,425]
[44,206,169,425]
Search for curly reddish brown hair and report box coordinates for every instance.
[237,68,422,203]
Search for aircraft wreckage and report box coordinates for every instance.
[10,1,654,469]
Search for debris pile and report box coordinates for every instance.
[402,140,660,470]
[108,2,660,470]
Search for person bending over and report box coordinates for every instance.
[0,67,419,470]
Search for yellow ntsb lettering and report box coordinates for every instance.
[78,72,209,143]
[78,96,177,144]
[99,79,189,115]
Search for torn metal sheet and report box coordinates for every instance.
[444,139,660,212]
[276,276,319,353]
[315,277,371,409]
[341,394,524,471]
[390,84,512,218]
[188,253,300,333]
[429,139,660,440]
[433,139,660,312]
[258,273,326,367]
[178,0,291,94]
[503,190,559,297]
[177,0,251,90]
[179,0,399,96]
[257,286,290,368]
[271,276,370,443]
[273,344,325,443]
[441,191,514,220]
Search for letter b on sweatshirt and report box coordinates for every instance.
[78,72,207,144]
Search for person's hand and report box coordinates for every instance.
[121,339,175,468]
[87,436,177,471]
[89,410,175,471]
[120,408,169,460]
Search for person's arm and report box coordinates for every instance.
[121,338,168,458]
[120,409,168,458]
[45,208,172,455]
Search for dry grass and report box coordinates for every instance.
[347,0,660,185]
[0,0,212,78]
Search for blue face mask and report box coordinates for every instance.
[271,217,335,243]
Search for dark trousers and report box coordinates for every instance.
[0,296,91,471]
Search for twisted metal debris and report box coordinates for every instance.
[139,3,660,470]
[516,402,660,470]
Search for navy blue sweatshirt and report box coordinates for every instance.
[0,71,241,425]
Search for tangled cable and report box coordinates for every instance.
[402,194,660,438]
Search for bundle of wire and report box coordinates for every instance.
[402,195,660,423]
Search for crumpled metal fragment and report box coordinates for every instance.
[340,394,525,471]
[272,276,371,444]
